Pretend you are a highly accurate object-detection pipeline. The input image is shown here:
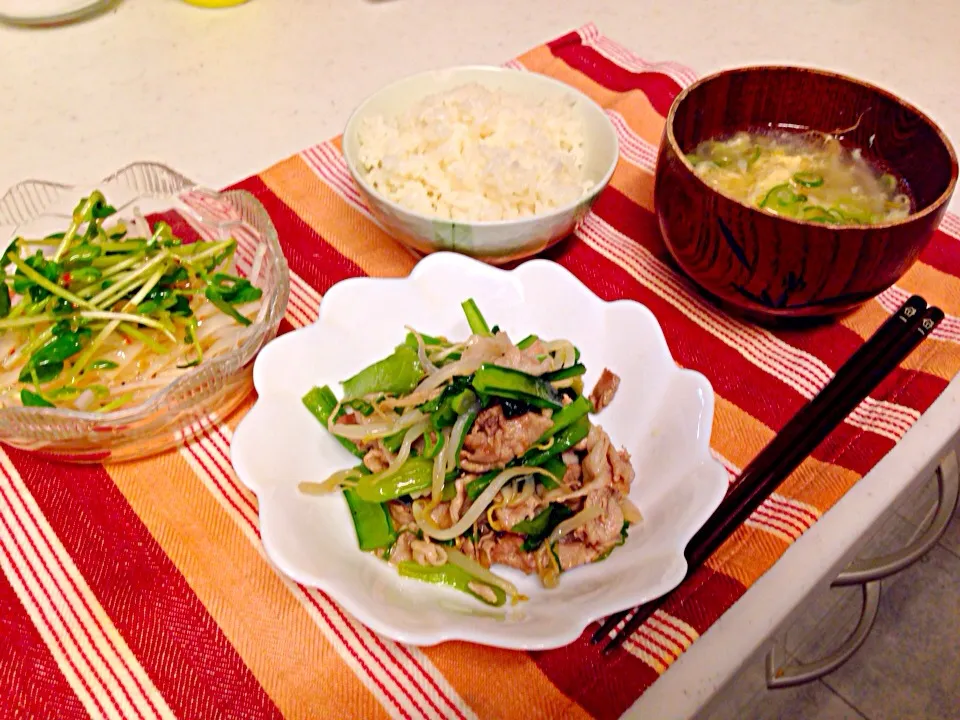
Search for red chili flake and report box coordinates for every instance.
[61,272,72,285]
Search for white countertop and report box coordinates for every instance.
[3,1,959,718]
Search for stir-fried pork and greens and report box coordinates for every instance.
[0,191,264,411]
[299,299,641,607]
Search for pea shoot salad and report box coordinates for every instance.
[300,299,641,607]
[0,191,264,412]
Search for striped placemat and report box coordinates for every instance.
[3,23,959,720]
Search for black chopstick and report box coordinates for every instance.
[590,295,928,645]
[592,298,942,653]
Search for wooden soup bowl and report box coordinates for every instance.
[654,66,958,321]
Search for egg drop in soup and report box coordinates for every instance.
[686,130,912,225]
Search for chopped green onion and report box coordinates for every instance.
[97,392,135,413]
[760,184,807,210]
[461,298,491,337]
[792,171,824,188]
[516,334,538,350]
[302,385,366,459]
[397,561,506,607]
[543,364,586,382]
[341,345,424,400]
[343,486,397,551]
[355,456,435,503]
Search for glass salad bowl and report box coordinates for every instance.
[0,162,290,463]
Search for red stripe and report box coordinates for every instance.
[227,175,366,293]
[296,590,413,720]
[628,626,679,662]
[186,425,430,720]
[547,32,681,117]
[322,599,421,720]
[183,440,254,538]
[659,566,747,642]
[286,281,318,320]
[767,496,819,524]
[0,479,123,719]
[0,548,94,720]
[585,188,943,422]
[589,185,948,419]
[2,447,284,720]
[214,181,467,720]
[0,465,157,719]
[918,228,960,277]
[870,362,947,419]
[198,424,462,720]
[748,515,796,538]
[650,612,696,645]
[549,234,899,476]
[531,631,660,720]
[770,316,947,412]
[278,318,295,336]
[395,644,467,720]
[753,506,807,536]
[531,567,745,720]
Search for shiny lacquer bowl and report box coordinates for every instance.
[655,66,958,322]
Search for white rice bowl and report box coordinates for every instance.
[342,66,619,264]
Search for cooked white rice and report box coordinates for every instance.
[355,83,593,221]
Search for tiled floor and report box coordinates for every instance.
[698,470,960,720]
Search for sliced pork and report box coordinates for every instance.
[460,404,553,472]
[589,368,621,413]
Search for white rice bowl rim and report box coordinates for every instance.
[341,65,620,228]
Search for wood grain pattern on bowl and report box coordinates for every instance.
[654,66,958,321]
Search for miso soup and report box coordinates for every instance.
[686,130,912,225]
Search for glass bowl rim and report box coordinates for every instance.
[0,161,290,430]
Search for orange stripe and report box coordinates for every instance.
[839,298,887,341]
[705,525,788,587]
[711,395,859,510]
[105,436,389,720]
[609,160,655,212]
[705,411,858,589]
[841,300,959,378]
[224,403,582,718]
[707,394,857,587]
[517,45,666,144]
[422,643,591,719]
[259,156,417,279]
[896,262,960,316]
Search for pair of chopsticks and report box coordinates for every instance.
[592,295,943,654]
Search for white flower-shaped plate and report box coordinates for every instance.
[231,252,727,650]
